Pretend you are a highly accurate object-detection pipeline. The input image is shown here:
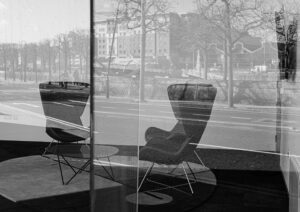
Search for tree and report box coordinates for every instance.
[26,43,38,83]
[178,13,216,79]
[118,0,170,101]
[0,44,8,80]
[196,0,269,107]
[8,44,18,81]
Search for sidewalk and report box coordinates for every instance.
[95,95,278,113]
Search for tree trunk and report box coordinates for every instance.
[58,47,61,81]
[4,50,7,80]
[85,56,89,82]
[223,39,228,81]
[139,0,146,102]
[224,1,233,107]
[204,52,208,80]
[12,52,16,81]
[33,47,37,83]
[80,56,83,74]
[49,45,52,81]
[227,42,233,107]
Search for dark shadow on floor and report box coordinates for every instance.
[0,141,288,212]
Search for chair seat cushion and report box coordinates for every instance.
[139,134,191,165]
[46,127,89,143]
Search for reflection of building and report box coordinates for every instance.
[95,12,275,71]
[206,41,278,70]
[95,17,170,60]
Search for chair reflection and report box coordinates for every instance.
[139,83,217,194]
[39,81,90,185]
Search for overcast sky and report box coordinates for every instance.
[0,0,195,43]
[0,0,90,43]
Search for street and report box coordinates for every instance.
[0,84,294,152]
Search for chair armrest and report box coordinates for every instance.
[145,127,171,142]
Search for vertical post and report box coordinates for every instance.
[140,0,146,102]
[48,41,52,82]
[275,7,286,152]
[106,0,120,99]
[90,1,95,212]
[224,1,233,107]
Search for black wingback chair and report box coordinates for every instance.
[40,81,90,142]
[139,83,217,194]
[40,81,90,185]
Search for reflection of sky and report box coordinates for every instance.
[6,0,294,43]
[95,0,196,21]
[0,0,89,43]
[1,0,195,43]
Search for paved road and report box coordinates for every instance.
[0,85,299,151]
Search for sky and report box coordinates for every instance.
[0,0,297,44]
[0,0,195,43]
[0,0,90,43]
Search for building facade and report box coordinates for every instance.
[95,17,170,60]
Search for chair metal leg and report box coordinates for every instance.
[185,161,197,181]
[42,139,55,157]
[57,154,65,185]
[97,159,115,180]
[65,160,91,185]
[107,156,115,180]
[61,155,77,174]
[146,178,193,196]
[168,164,179,175]
[194,150,206,167]
[181,163,194,194]
[138,163,154,192]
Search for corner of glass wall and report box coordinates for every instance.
[91,0,139,211]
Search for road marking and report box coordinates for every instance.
[95,110,296,131]
[159,111,173,114]
[128,109,144,111]
[12,103,40,108]
[193,113,211,117]
[254,118,275,123]
[193,143,300,159]
[69,100,90,105]
[101,106,116,109]
[231,116,251,120]
[53,102,74,107]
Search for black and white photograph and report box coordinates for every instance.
[0,0,299,211]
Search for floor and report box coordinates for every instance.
[0,141,289,212]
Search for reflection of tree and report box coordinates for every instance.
[196,0,268,107]
[119,0,170,101]
[275,8,298,81]
[176,13,216,79]
[0,29,89,83]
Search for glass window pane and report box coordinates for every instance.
[0,1,91,211]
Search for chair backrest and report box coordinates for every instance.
[168,83,217,143]
[39,82,90,142]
